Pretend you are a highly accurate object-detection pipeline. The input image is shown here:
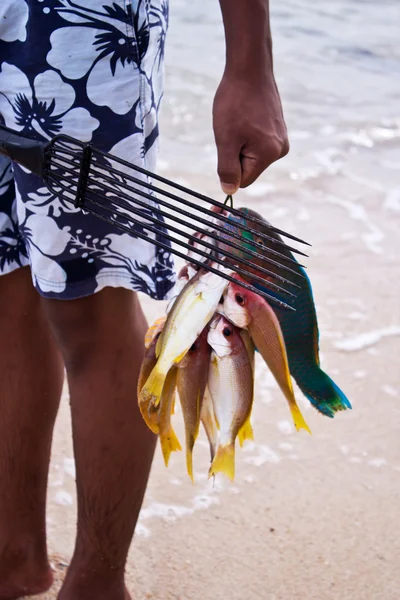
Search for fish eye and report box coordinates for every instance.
[235,293,245,306]
[222,327,232,337]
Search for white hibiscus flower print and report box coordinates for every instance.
[0,0,29,43]
[0,63,99,141]
[46,0,167,116]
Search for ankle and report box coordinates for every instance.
[58,571,126,600]
[0,537,52,599]
[0,534,48,571]
[58,550,126,600]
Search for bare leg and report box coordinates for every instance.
[42,288,156,600]
[0,268,64,600]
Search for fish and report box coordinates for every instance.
[157,366,181,466]
[138,317,167,434]
[232,208,351,418]
[165,263,197,314]
[144,316,167,349]
[176,326,211,481]
[207,315,254,481]
[200,387,219,462]
[139,267,230,412]
[224,277,311,433]
[237,328,255,446]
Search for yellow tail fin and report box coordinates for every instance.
[208,444,235,481]
[290,403,312,434]
[160,426,182,467]
[186,447,194,483]
[138,397,159,434]
[238,418,254,447]
[185,432,197,483]
[140,364,167,410]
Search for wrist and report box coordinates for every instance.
[219,0,274,83]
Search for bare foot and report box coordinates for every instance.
[57,583,131,600]
[0,557,53,600]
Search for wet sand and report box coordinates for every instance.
[36,0,399,598]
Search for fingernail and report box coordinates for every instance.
[220,182,238,194]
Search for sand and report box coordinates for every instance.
[27,0,400,597]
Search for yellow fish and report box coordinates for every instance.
[138,317,166,433]
[207,315,254,481]
[158,366,181,466]
[140,267,229,413]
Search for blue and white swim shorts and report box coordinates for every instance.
[0,0,175,300]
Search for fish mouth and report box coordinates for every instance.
[223,310,248,329]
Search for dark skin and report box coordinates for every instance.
[0,1,288,598]
[215,0,289,193]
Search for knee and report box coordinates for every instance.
[41,289,144,375]
[42,298,102,372]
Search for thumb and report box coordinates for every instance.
[216,142,242,195]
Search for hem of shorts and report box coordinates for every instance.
[34,271,175,301]
[0,258,30,277]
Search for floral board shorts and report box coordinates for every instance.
[0,0,175,300]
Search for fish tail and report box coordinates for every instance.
[138,398,159,434]
[186,446,194,483]
[297,367,352,418]
[208,444,235,481]
[140,364,168,410]
[289,402,312,434]
[160,426,182,467]
[238,417,254,447]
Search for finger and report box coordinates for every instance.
[239,141,284,188]
[240,154,269,188]
[216,142,242,195]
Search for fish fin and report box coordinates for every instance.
[186,446,194,483]
[238,418,254,447]
[173,348,188,365]
[297,367,352,417]
[160,426,182,467]
[138,398,159,434]
[171,395,176,415]
[140,364,168,409]
[289,403,312,434]
[208,444,235,481]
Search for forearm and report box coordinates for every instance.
[218,0,274,82]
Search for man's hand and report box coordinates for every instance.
[215,0,289,195]
[213,73,289,195]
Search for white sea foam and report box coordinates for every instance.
[369,458,387,468]
[63,458,76,480]
[384,188,400,213]
[55,490,73,507]
[279,442,293,451]
[277,420,294,435]
[381,385,398,397]
[334,326,400,352]
[243,181,276,197]
[347,311,367,321]
[324,194,384,254]
[353,370,367,379]
[244,444,280,466]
